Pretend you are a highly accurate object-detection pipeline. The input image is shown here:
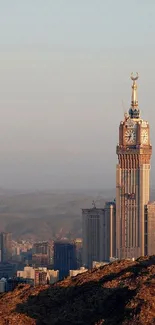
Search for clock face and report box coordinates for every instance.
[124,129,136,144]
[141,129,148,144]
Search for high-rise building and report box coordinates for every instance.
[0,233,12,263]
[82,207,104,268]
[33,241,50,255]
[32,241,51,266]
[74,238,82,268]
[104,202,116,260]
[54,241,77,280]
[116,73,152,259]
[82,203,116,268]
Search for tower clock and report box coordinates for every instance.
[116,73,152,259]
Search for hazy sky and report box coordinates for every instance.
[0,0,155,190]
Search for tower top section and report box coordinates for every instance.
[129,72,140,119]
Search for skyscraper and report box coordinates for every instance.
[0,232,12,263]
[82,203,116,268]
[116,73,152,259]
[54,240,77,280]
[82,207,104,268]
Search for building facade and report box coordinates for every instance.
[0,233,12,263]
[144,202,155,255]
[69,267,88,277]
[82,204,116,268]
[82,207,104,268]
[17,266,59,285]
[54,241,77,280]
[116,74,152,259]
[74,238,82,268]
[0,263,16,278]
[17,266,35,279]
[32,241,51,266]
[104,202,116,260]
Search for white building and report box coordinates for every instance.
[69,267,88,277]
[17,266,59,284]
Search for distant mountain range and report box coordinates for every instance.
[0,188,155,240]
[0,188,114,240]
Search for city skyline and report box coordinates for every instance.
[0,1,155,189]
[82,73,155,265]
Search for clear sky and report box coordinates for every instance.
[0,0,155,190]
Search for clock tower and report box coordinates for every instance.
[116,73,152,259]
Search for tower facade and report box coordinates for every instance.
[116,73,152,259]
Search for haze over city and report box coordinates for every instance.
[0,0,155,190]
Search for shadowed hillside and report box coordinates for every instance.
[0,256,154,324]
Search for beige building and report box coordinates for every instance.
[48,269,59,284]
[144,202,155,255]
[17,266,35,279]
[82,203,116,268]
[116,73,153,259]
[92,261,109,268]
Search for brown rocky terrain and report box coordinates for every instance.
[0,256,155,325]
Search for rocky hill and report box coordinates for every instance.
[0,256,155,325]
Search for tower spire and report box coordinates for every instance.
[131,72,139,107]
[129,72,140,118]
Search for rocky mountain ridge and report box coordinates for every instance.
[0,256,155,324]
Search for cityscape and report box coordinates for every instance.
[0,74,154,294]
[0,2,155,324]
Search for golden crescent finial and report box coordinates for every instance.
[131,72,139,81]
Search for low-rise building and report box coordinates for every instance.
[48,270,59,284]
[92,261,109,268]
[69,267,88,277]
[17,266,35,279]
[17,266,59,285]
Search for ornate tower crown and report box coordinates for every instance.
[129,72,140,119]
